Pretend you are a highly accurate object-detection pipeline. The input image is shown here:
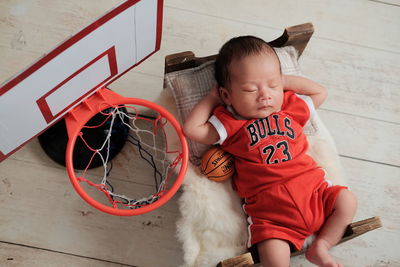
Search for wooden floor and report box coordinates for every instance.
[1,0,399,266]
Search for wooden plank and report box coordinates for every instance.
[166,0,400,52]
[318,109,400,167]
[340,217,383,244]
[301,40,400,124]
[0,158,183,267]
[0,48,41,85]
[341,158,400,228]
[369,0,400,7]
[0,241,131,267]
[0,0,120,83]
[217,252,254,267]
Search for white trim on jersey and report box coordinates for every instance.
[208,115,227,145]
[242,201,254,248]
[246,214,254,248]
[295,93,316,119]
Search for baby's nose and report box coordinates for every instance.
[259,88,272,100]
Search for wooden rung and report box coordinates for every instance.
[217,217,382,267]
[291,217,382,257]
[340,216,382,244]
[217,252,254,267]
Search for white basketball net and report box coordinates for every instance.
[75,105,182,210]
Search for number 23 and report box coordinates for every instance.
[262,141,292,164]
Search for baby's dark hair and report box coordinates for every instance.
[215,35,280,88]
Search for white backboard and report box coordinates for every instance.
[0,0,163,162]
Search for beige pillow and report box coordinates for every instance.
[165,46,313,165]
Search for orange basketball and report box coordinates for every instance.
[200,146,235,182]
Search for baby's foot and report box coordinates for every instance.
[305,238,342,267]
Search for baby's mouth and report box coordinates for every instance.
[259,105,272,110]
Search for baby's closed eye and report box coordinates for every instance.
[242,87,257,92]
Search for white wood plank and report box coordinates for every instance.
[0,241,128,267]
[165,0,400,52]
[0,158,183,267]
[318,110,400,167]
[0,0,121,83]
[369,0,400,7]
[0,48,41,85]
[301,40,400,124]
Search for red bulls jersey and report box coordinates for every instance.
[209,91,318,198]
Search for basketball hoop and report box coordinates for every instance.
[64,88,188,216]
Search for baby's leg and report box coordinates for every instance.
[257,238,290,267]
[306,189,357,267]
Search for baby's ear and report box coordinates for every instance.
[219,87,231,105]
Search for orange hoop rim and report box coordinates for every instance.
[65,88,188,216]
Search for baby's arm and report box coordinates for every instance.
[282,75,327,109]
[183,85,221,145]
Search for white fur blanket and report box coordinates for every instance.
[156,88,346,267]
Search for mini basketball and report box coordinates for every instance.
[200,146,234,182]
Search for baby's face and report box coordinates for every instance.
[222,52,283,119]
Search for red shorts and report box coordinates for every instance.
[243,172,347,251]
